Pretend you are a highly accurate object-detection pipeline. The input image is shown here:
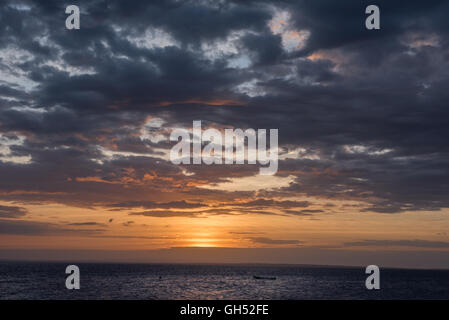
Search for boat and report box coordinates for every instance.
[253,275,276,280]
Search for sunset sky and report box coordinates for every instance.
[1,0,449,269]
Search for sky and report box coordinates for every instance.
[1,0,449,269]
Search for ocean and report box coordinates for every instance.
[0,261,448,300]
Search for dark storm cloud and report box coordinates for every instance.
[241,32,284,66]
[0,0,448,216]
[275,0,449,55]
[0,85,30,99]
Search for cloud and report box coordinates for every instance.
[108,200,208,210]
[0,219,105,236]
[344,239,449,249]
[282,209,325,217]
[229,231,265,235]
[249,237,302,245]
[0,0,448,221]
[89,234,175,240]
[0,205,27,218]
[130,210,202,218]
[298,209,324,214]
[67,222,106,226]
[1,246,449,269]
[231,199,310,209]
[129,207,284,218]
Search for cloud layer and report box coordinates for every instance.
[0,0,448,225]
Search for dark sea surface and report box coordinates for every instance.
[0,261,448,300]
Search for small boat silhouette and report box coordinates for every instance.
[253,275,276,280]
